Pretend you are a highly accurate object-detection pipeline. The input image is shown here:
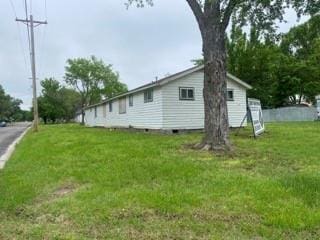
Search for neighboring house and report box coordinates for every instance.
[316,95,320,118]
[84,65,252,132]
[74,110,82,123]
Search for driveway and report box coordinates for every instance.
[0,122,30,159]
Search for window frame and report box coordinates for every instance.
[119,97,127,114]
[227,89,234,101]
[144,89,153,103]
[94,106,97,118]
[179,87,195,101]
[129,94,133,107]
[109,101,113,112]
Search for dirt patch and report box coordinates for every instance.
[53,183,78,197]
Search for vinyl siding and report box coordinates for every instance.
[161,71,247,129]
[84,86,163,129]
[84,70,248,130]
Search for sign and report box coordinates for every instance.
[248,98,265,137]
[317,98,320,112]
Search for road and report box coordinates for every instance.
[0,123,30,158]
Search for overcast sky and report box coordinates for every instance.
[0,0,308,110]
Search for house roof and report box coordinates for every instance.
[84,65,252,109]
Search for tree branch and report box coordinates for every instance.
[221,0,237,30]
[204,0,220,20]
[186,0,205,32]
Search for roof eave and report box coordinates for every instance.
[83,65,252,110]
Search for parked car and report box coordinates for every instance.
[0,121,7,127]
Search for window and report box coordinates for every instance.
[103,104,107,118]
[179,87,195,100]
[227,89,234,101]
[109,101,113,112]
[119,98,126,114]
[144,89,153,103]
[129,95,133,107]
[94,106,97,118]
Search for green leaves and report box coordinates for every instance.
[227,15,320,108]
[0,85,24,121]
[64,56,128,108]
[38,78,81,123]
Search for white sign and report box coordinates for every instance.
[248,98,265,137]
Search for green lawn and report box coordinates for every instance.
[0,123,319,239]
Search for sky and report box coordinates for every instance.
[0,0,309,110]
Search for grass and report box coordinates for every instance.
[0,122,319,239]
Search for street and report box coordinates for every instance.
[0,123,30,158]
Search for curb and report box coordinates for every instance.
[0,126,31,169]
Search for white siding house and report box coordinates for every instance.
[84,65,252,131]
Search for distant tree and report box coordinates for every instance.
[275,15,320,105]
[38,78,64,124]
[127,0,319,151]
[281,15,320,60]
[65,56,127,124]
[38,78,82,123]
[226,24,284,108]
[59,87,81,122]
[18,110,33,122]
[0,84,24,121]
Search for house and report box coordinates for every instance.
[84,65,252,132]
[316,95,320,119]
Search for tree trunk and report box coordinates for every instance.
[81,110,85,125]
[199,26,231,151]
[80,100,86,125]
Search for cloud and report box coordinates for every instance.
[0,0,308,110]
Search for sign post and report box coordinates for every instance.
[248,98,265,137]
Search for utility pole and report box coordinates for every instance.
[16,15,47,132]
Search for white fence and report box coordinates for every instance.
[262,107,318,122]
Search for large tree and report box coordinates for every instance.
[127,0,319,151]
[65,56,127,124]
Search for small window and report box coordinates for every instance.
[94,106,97,118]
[227,89,234,101]
[119,98,126,114]
[129,95,133,107]
[179,87,194,100]
[144,89,153,103]
[109,101,113,112]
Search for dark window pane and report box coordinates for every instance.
[181,89,187,99]
[149,90,153,101]
[188,89,194,99]
[227,90,234,101]
[144,89,153,103]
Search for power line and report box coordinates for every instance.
[8,0,29,72]
[9,0,17,17]
[29,0,33,15]
[38,0,48,79]
[44,0,47,20]
[38,24,47,79]
[24,0,31,54]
